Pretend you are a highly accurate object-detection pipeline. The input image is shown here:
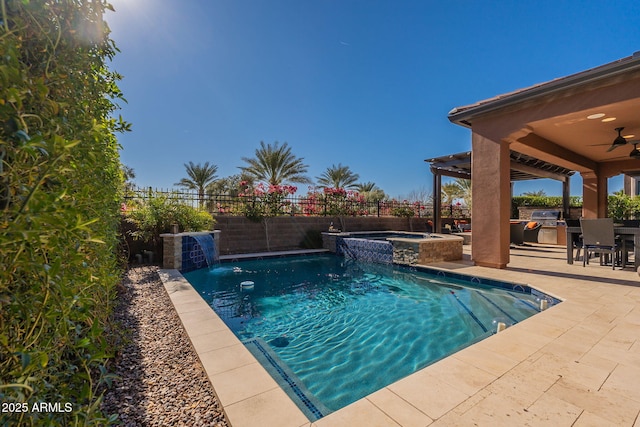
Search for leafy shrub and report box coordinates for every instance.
[125,196,215,243]
[512,195,582,208]
[237,182,298,221]
[390,205,416,218]
[1,1,127,425]
[607,190,640,220]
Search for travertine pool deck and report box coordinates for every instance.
[160,244,640,426]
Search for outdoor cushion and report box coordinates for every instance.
[526,221,538,229]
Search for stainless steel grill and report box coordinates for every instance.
[530,210,561,226]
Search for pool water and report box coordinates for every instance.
[185,254,548,419]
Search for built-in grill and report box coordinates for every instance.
[530,210,562,226]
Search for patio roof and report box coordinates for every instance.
[425,151,575,182]
[444,52,640,268]
[448,52,640,171]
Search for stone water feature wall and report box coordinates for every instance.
[161,231,221,272]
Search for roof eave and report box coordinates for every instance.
[448,54,640,127]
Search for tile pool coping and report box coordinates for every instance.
[158,249,571,427]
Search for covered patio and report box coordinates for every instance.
[426,150,575,234]
[448,52,640,268]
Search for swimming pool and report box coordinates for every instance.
[184,254,557,420]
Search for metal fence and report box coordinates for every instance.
[123,186,471,219]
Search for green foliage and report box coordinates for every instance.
[521,189,547,197]
[239,141,311,185]
[390,205,416,218]
[316,164,360,189]
[175,161,219,207]
[125,196,215,243]
[0,1,127,425]
[510,195,582,218]
[607,190,640,220]
[512,195,582,208]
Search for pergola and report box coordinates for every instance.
[425,151,575,233]
[447,52,640,268]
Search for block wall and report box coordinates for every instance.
[213,216,429,255]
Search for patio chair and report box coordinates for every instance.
[580,218,620,270]
[565,219,582,261]
[510,222,524,245]
[523,221,542,243]
[510,221,541,246]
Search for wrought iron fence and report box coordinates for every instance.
[123,186,470,219]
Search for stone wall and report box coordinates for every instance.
[214,215,429,255]
[392,236,463,265]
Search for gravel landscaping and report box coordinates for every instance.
[101,266,230,427]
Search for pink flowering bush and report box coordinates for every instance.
[300,187,368,216]
[238,181,298,221]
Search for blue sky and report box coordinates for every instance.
[106,0,640,198]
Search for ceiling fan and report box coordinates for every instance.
[599,127,640,159]
[607,140,640,160]
[606,127,628,152]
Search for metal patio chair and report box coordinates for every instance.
[579,218,620,270]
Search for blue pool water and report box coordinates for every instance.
[184,254,555,420]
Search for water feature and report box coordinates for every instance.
[190,233,218,268]
[336,237,393,264]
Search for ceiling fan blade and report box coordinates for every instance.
[607,143,623,152]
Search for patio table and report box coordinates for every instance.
[566,226,640,269]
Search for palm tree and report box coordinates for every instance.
[441,182,463,205]
[207,173,254,197]
[453,178,472,209]
[240,141,311,185]
[522,189,547,197]
[121,164,136,192]
[175,161,219,207]
[317,164,359,189]
[355,181,386,201]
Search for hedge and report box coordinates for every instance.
[1,1,127,425]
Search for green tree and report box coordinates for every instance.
[355,181,386,201]
[175,161,218,207]
[240,141,311,185]
[522,189,547,197]
[317,164,360,189]
[454,178,472,209]
[122,164,136,192]
[441,182,463,204]
[207,173,254,196]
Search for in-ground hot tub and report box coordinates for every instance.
[322,230,463,265]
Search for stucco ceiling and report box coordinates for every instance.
[528,97,640,163]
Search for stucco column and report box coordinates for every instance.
[581,171,607,218]
[432,168,441,232]
[471,132,510,268]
